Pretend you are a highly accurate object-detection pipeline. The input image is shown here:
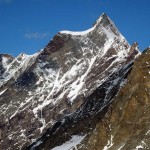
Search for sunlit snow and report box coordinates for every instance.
[52,135,86,150]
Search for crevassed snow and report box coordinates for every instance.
[52,135,86,150]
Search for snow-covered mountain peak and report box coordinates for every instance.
[59,13,122,39]
[0,13,140,150]
[59,13,109,36]
[93,12,108,26]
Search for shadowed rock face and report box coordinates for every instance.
[77,49,150,150]
[0,13,139,150]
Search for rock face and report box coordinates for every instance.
[79,48,150,150]
[0,13,139,150]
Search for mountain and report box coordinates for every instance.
[0,13,139,150]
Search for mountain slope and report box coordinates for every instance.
[79,48,150,150]
[0,13,139,150]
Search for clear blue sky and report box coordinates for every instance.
[0,0,149,56]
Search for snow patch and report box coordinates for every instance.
[118,144,125,150]
[59,14,103,36]
[52,135,86,150]
[30,140,43,150]
[2,56,9,69]
[0,89,7,96]
[146,130,150,135]
[68,56,97,102]
[103,135,114,150]
[136,145,143,149]
[60,26,95,36]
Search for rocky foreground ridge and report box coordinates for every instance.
[78,48,150,150]
[0,13,142,150]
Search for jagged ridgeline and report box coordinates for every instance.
[0,13,139,150]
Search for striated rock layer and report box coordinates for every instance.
[0,13,139,150]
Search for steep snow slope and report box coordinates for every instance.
[0,13,139,150]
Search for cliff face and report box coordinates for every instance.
[0,13,140,150]
[79,49,150,150]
